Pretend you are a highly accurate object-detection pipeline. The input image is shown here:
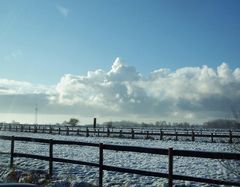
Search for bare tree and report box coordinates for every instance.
[67,118,79,126]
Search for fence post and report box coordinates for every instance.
[49,139,53,176]
[10,136,15,168]
[146,131,149,139]
[98,129,100,137]
[229,130,233,143]
[34,125,37,133]
[131,128,134,139]
[58,127,61,135]
[160,130,163,140]
[211,133,214,143]
[66,127,69,135]
[175,131,178,141]
[168,148,173,187]
[107,128,110,137]
[86,127,89,137]
[99,143,103,187]
[119,129,123,137]
[191,130,195,141]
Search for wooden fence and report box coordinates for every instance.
[0,123,240,143]
[0,135,240,187]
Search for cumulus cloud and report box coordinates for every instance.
[56,4,70,17]
[107,57,141,82]
[54,58,240,122]
[1,58,240,123]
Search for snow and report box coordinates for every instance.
[0,131,239,186]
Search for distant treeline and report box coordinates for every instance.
[101,119,240,129]
[203,119,240,129]
[102,120,195,128]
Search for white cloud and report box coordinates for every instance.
[233,68,240,80]
[0,58,240,123]
[56,4,70,17]
[0,78,54,95]
[54,58,240,122]
[107,57,141,82]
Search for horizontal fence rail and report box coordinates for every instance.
[0,123,240,144]
[0,135,240,186]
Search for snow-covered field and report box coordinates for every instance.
[0,130,239,187]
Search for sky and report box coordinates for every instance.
[0,0,240,125]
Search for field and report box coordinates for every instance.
[0,130,240,187]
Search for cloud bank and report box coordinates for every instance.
[1,58,240,123]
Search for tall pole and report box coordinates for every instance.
[93,118,97,129]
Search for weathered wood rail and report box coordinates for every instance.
[0,123,240,143]
[0,135,240,187]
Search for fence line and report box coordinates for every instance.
[0,135,240,186]
[0,124,240,143]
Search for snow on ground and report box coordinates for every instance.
[0,131,239,187]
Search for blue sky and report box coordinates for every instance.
[1,0,240,84]
[0,0,240,124]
